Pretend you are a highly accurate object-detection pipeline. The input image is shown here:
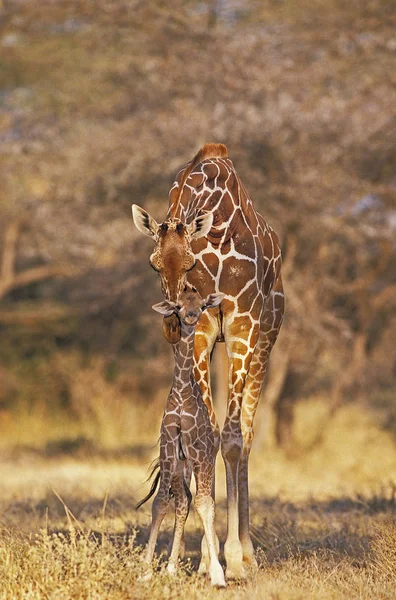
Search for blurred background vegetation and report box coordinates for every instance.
[0,0,395,456]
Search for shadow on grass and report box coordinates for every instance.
[4,492,396,573]
[246,490,396,566]
[1,436,155,462]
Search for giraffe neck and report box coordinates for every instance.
[172,323,196,398]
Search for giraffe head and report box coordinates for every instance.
[132,204,213,303]
[152,288,224,328]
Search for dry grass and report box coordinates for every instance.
[0,400,395,600]
[1,1,395,597]
[0,468,395,600]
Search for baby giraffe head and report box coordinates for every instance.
[152,288,224,328]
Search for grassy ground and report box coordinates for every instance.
[1,2,395,597]
[1,401,395,599]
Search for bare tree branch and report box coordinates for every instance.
[373,284,396,310]
[1,219,21,281]
[0,219,79,301]
[0,304,80,325]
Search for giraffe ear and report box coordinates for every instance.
[162,313,181,344]
[187,212,213,240]
[152,300,176,317]
[203,292,224,310]
[132,204,159,239]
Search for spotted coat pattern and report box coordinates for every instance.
[133,144,284,580]
[142,295,225,587]
[167,147,285,578]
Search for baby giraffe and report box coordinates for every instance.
[138,287,225,587]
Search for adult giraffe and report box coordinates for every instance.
[132,143,284,579]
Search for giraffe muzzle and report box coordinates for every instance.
[184,312,200,325]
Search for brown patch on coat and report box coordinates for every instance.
[170,143,228,218]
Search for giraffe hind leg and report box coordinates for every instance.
[140,491,171,580]
[167,473,191,575]
[140,458,176,578]
[167,460,192,560]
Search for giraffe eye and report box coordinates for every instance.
[187,260,197,272]
[176,222,183,232]
[150,262,160,272]
[149,253,162,272]
[161,222,168,231]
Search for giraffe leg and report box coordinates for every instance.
[197,433,220,577]
[140,492,170,580]
[193,311,220,575]
[238,337,270,570]
[140,459,175,579]
[222,320,260,580]
[193,311,220,438]
[239,402,260,570]
[167,461,192,560]
[221,415,244,580]
[167,473,190,576]
[179,461,192,560]
[194,468,226,588]
[239,285,284,569]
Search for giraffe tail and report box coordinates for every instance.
[183,478,192,507]
[135,459,161,510]
[135,465,161,510]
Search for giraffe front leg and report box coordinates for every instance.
[221,411,244,580]
[194,467,226,588]
[222,323,259,580]
[239,289,284,569]
[239,444,257,571]
[197,426,220,577]
[239,385,268,569]
[238,344,269,570]
[193,312,220,575]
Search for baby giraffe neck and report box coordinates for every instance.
[172,323,196,395]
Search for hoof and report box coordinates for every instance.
[243,553,259,572]
[225,563,247,581]
[209,563,226,588]
[197,559,208,575]
[167,538,186,560]
[211,576,226,588]
[224,539,246,580]
[138,568,153,582]
[166,562,178,577]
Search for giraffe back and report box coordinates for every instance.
[168,144,282,321]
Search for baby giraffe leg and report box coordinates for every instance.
[195,471,225,588]
[167,474,191,575]
[197,435,220,576]
[145,495,169,562]
[140,477,171,579]
[167,462,192,560]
